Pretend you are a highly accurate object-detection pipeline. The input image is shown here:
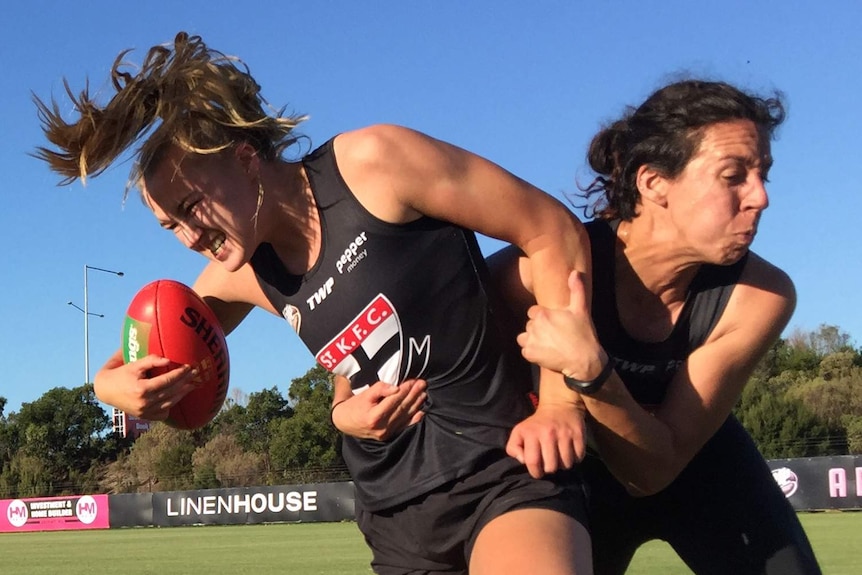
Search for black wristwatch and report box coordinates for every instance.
[562,359,614,395]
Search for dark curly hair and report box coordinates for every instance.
[578,79,786,221]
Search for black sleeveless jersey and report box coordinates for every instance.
[587,219,748,406]
[250,139,533,511]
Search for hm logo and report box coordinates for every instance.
[6,500,28,527]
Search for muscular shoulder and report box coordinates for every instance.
[335,124,417,157]
[709,251,795,343]
[334,125,441,171]
[332,125,453,223]
[739,251,796,304]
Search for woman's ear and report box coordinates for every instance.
[635,165,669,208]
[233,142,259,174]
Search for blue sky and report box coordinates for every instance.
[1,1,860,414]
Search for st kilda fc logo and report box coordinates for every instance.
[315,294,430,393]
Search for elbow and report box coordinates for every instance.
[622,460,683,498]
[625,478,671,498]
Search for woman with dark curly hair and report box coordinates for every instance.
[517,79,822,574]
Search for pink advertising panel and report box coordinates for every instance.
[1,494,109,532]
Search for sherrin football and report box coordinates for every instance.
[122,279,230,429]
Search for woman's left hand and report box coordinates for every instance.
[506,400,587,478]
[517,270,604,380]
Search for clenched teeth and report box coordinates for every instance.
[209,234,225,256]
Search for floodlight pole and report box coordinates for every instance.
[71,265,124,385]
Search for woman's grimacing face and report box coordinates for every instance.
[142,146,262,272]
[661,119,771,265]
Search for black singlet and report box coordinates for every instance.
[588,219,746,405]
[584,219,821,575]
[250,139,533,512]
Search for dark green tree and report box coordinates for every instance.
[5,453,53,498]
[845,416,862,454]
[269,365,344,481]
[236,387,293,452]
[12,385,115,495]
[736,378,842,458]
[0,397,19,489]
[101,423,198,493]
[155,441,196,491]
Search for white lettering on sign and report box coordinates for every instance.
[828,467,862,498]
[829,468,847,498]
[165,491,319,516]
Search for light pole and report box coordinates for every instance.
[67,265,124,385]
[66,301,104,384]
[69,265,125,435]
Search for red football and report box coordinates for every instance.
[122,279,230,430]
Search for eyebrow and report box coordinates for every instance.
[721,153,771,170]
[157,193,195,229]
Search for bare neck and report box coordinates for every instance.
[255,160,321,275]
[613,218,701,342]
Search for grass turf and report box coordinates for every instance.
[0,512,858,574]
[625,512,861,575]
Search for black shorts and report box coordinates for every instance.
[356,455,587,575]
[585,416,822,575]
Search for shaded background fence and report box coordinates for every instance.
[2,456,859,533]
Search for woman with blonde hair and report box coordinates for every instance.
[35,32,594,575]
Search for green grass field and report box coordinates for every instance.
[0,512,858,574]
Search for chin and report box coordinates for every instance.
[221,258,245,273]
[213,249,245,273]
[716,246,750,266]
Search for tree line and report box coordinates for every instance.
[1,325,859,499]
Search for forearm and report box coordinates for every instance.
[200,297,253,335]
[525,215,590,309]
[583,374,680,496]
[528,218,591,404]
[333,375,353,406]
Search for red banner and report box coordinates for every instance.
[1,494,109,532]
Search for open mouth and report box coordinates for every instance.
[209,234,226,256]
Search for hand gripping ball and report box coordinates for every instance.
[122,279,230,429]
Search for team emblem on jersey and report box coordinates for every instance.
[282,304,302,333]
[315,294,429,394]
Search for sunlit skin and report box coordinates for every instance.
[635,118,771,268]
[142,143,319,276]
[614,119,772,340]
[95,143,320,422]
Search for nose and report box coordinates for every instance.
[745,177,769,211]
[175,221,204,250]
